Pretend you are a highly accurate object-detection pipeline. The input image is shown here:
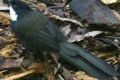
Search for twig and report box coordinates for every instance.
[50,15,84,27]
[0,70,8,74]
[58,74,64,80]
[112,76,118,80]
[2,70,35,80]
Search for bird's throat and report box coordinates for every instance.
[10,6,18,21]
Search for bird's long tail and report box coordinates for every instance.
[59,42,118,80]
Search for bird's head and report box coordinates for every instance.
[4,0,32,21]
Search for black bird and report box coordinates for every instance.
[5,0,118,80]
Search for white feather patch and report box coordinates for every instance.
[10,6,18,21]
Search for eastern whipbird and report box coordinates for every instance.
[4,0,118,80]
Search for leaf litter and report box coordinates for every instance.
[0,0,119,80]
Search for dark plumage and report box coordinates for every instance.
[5,0,118,80]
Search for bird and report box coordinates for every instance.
[4,0,118,80]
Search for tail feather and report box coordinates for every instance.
[59,43,118,80]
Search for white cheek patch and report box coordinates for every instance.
[10,6,18,21]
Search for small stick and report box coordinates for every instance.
[2,69,35,80]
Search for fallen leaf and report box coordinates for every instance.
[0,36,8,45]
[0,43,16,58]
[0,12,10,20]
[0,70,8,74]
[0,0,9,10]
[22,59,34,68]
[68,35,85,42]
[84,31,103,37]
[0,12,10,25]
[28,62,45,74]
[62,67,73,80]
[54,63,61,74]
[15,57,24,63]
[50,15,84,27]
[58,74,64,80]
[101,0,120,4]
[61,25,71,36]
[9,38,18,43]
[49,51,59,64]
[112,10,120,21]
[73,71,98,80]
[2,69,35,80]
[0,59,21,70]
[68,31,103,42]
[45,7,50,15]
[97,53,114,58]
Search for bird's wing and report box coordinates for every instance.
[12,10,66,51]
[24,31,60,51]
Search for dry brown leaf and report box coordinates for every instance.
[0,0,9,10]
[2,69,35,80]
[0,43,16,58]
[37,2,46,7]
[44,63,55,80]
[68,35,85,42]
[68,31,103,42]
[112,10,120,21]
[0,36,8,45]
[10,54,20,58]
[28,62,45,74]
[0,59,21,70]
[22,59,34,68]
[0,6,9,10]
[0,29,3,31]
[73,71,98,80]
[84,31,103,38]
[7,32,18,43]
[49,52,59,64]
[0,12,10,20]
[0,70,8,74]
[0,12,10,25]
[97,53,114,58]
[15,57,24,63]
[36,6,45,12]
[61,25,71,36]
[62,67,73,80]
[45,8,50,15]
[50,15,84,27]
[7,31,13,37]
[9,38,18,43]
[101,0,120,4]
